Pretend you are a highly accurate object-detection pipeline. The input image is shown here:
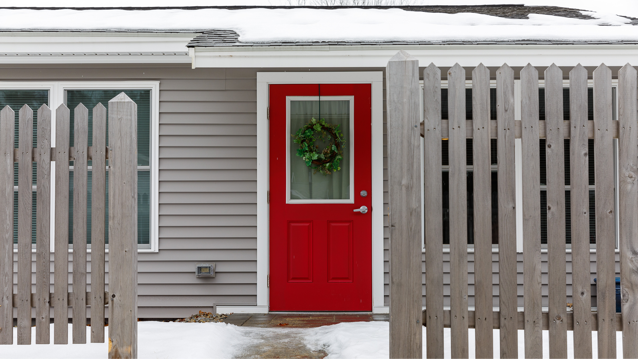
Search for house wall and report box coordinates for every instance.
[4,64,620,317]
[5,64,258,318]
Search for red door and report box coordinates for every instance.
[269,84,372,311]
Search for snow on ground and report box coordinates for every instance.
[0,8,636,43]
[0,321,625,359]
[1,322,252,359]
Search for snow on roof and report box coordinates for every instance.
[0,6,636,44]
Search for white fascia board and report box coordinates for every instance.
[193,44,638,68]
[0,32,194,64]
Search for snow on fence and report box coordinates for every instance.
[387,52,638,358]
[0,94,138,359]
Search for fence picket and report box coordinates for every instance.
[36,104,51,344]
[448,63,469,359]
[108,93,139,359]
[569,64,593,358]
[594,64,617,359]
[617,63,638,358]
[17,105,33,345]
[54,104,70,344]
[91,103,107,343]
[0,106,14,345]
[472,63,493,359]
[545,63,568,358]
[423,63,444,359]
[496,64,518,358]
[72,104,88,344]
[521,64,543,358]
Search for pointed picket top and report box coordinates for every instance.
[423,63,441,126]
[1,105,14,119]
[544,63,562,79]
[94,102,107,112]
[19,104,32,115]
[37,104,51,125]
[570,63,587,80]
[109,92,133,104]
[37,104,50,113]
[449,63,464,77]
[56,103,70,121]
[594,63,611,79]
[74,102,88,114]
[424,63,441,81]
[37,105,51,130]
[388,50,416,63]
[423,63,441,101]
[521,63,538,78]
[619,63,636,79]
[19,105,33,128]
[473,63,489,78]
[497,63,514,77]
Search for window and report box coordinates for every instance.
[439,88,499,246]
[0,89,47,245]
[0,82,158,251]
[423,80,618,251]
[537,88,606,246]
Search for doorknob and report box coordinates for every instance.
[353,206,368,214]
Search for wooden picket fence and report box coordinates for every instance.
[0,93,138,359]
[387,52,638,358]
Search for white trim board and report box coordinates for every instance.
[256,71,384,312]
[0,33,194,64]
[194,44,638,68]
[0,81,160,253]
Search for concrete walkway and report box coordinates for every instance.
[225,313,389,358]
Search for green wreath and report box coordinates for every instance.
[292,118,346,175]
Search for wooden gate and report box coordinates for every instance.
[0,93,138,359]
[387,51,638,358]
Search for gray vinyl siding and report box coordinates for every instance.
[7,65,259,318]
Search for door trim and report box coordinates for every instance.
[256,72,384,313]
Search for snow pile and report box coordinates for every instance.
[305,321,389,358]
[0,8,636,42]
[304,322,625,359]
[1,322,253,359]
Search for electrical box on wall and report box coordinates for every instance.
[195,263,215,278]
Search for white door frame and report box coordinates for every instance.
[220,72,383,314]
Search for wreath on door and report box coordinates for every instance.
[292,118,345,175]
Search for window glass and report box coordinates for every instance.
[538,88,597,245]
[0,90,49,244]
[66,90,151,246]
[440,88,498,245]
[437,86,609,247]
[289,100,351,201]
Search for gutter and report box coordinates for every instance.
[190,43,638,68]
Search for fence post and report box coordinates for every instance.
[386,50,422,359]
[618,63,638,358]
[108,93,138,359]
[0,106,14,345]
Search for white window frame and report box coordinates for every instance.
[1,81,160,253]
[420,78,620,254]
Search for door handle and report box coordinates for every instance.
[353,206,368,214]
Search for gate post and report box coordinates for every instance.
[387,50,423,358]
[108,93,138,359]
